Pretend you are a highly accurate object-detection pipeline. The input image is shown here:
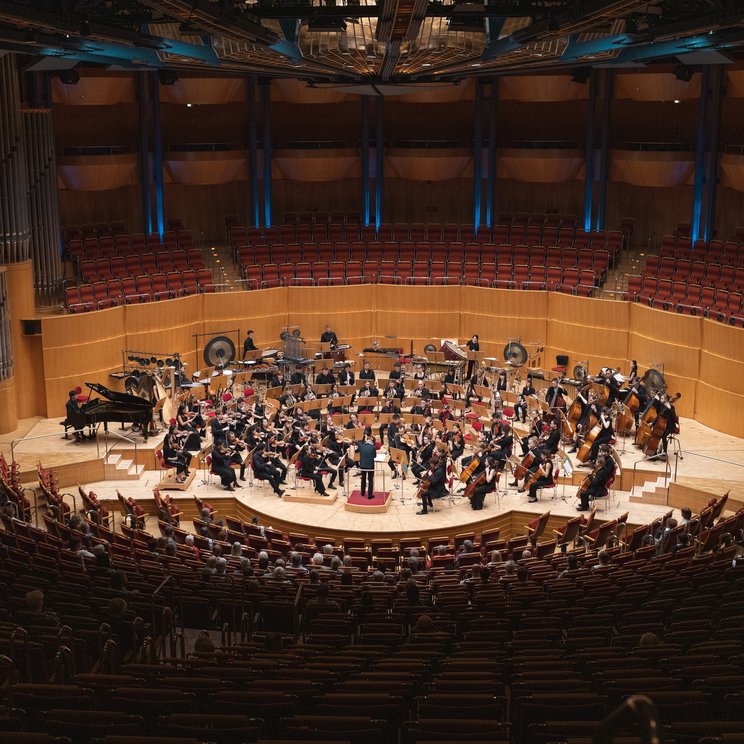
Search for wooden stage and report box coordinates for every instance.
[3,413,742,543]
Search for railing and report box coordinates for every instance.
[102,428,139,468]
[670,449,744,484]
[631,453,672,499]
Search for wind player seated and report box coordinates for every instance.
[470,456,498,510]
[416,451,447,515]
[577,453,615,511]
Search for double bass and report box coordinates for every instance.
[576,412,604,463]
[642,393,681,456]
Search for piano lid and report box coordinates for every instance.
[86,382,154,408]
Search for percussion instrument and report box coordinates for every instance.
[503,341,529,367]
[441,340,468,362]
[204,335,237,368]
[261,348,279,359]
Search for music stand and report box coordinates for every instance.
[390,447,410,504]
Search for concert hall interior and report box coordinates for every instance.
[2,1,744,742]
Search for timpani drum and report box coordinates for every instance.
[440,340,468,362]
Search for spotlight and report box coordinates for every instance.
[57,68,80,85]
[673,64,693,82]
[570,66,591,85]
[158,69,178,85]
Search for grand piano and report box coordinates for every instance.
[61,382,156,441]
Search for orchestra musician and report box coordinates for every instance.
[622,374,648,427]
[466,334,480,379]
[242,329,257,359]
[514,374,536,423]
[470,456,498,510]
[251,444,285,497]
[411,434,436,483]
[586,407,615,464]
[416,451,447,515]
[339,362,355,386]
[412,363,427,381]
[65,390,83,441]
[599,368,621,406]
[320,324,339,350]
[495,370,508,394]
[568,383,596,453]
[289,366,307,386]
[325,430,348,489]
[268,369,286,389]
[389,361,404,380]
[447,423,465,462]
[546,377,568,412]
[315,365,335,386]
[526,451,554,503]
[355,430,378,499]
[381,379,403,414]
[577,453,616,511]
[299,444,330,496]
[212,441,240,491]
[359,360,376,382]
[163,432,191,483]
[225,431,247,480]
[652,392,680,455]
[490,422,513,467]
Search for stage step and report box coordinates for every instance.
[629,476,669,506]
[104,453,146,481]
[159,469,196,491]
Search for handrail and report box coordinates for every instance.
[103,428,139,467]
[22,487,40,527]
[10,429,90,462]
[151,575,174,639]
[630,454,671,499]
[670,449,744,483]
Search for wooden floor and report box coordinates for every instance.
[3,414,742,539]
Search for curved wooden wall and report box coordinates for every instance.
[37,286,744,437]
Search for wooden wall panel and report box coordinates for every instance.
[124,294,204,374]
[460,287,548,360]
[629,304,701,418]
[203,287,288,350]
[34,288,744,436]
[42,306,126,417]
[375,286,462,354]
[545,294,629,372]
[288,284,379,352]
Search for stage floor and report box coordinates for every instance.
[2,414,742,539]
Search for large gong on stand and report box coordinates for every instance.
[503,341,529,367]
[204,335,237,369]
[643,366,666,395]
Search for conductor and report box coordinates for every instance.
[355,430,377,500]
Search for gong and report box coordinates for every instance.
[503,341,528,367]
[204,335,237,368]
[423,343,438,355]
[573,364,587,381]
[643,368,666,394]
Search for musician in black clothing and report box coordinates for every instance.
[381,380,402,415]
[289,367,306,386]
[315,366,335,386]
[210,413,227,446]
[299,446,329,496]
[226,431,247,480]
[577,454,615,510]
[470,456,498,510]
[600,369,621,406]
[65,390,83,441]
[252,445,285,496]
[490,423,513,466]
[325,431,347,489]
[514,375,536,423]
[466,334,480,379]
[411,436,436,482]
[389,362,404,380]
[526,451,554,502]
[242,329,257,359]
[321,325,339,349]
[546,378,568,410]
[163,433,191,482]
[268,371,286,389]
[654,392,679,454]
[356,433,378,499]
[339,363,355,386]
[623,376,648,427]
[359,361,376,381]
[587,408,614,464]
[417,452,447,515]
[212,442,239,491]
[441,368,457,399]
[496,370,508,393]
[542,419,561,455]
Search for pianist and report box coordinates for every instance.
[66,391,82,441]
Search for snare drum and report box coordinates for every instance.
[440,340,467,362]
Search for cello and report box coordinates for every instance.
[576,409,607,463]
[576,459,602,504]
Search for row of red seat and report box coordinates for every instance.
[658,236,744,266]
[626,275,744,324]
[237,240,611,270]
[230,223,625,257]
[68,229,195,263]
[643,255,744,288]
[79,249,205,284]
[65,269,214,313]
[242,261,597,294]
